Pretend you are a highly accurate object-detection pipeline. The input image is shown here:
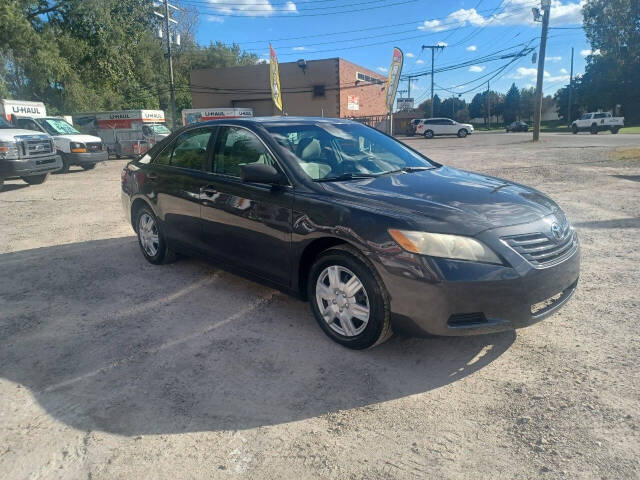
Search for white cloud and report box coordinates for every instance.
[581,48,601,56]
[405,52,415,58]
[469,65,485,72]
[377,66,388,72]
[559,67,569,74]
[466,45,477,51]
[546,56,562,62]
[416,59,425,65]
[205,0,297,17]
[205,14,225,23]
[436,41,448,47]
[418,0,584,32]
[511,67,569,83]
[293,46,305,51]
[512,67,539,79]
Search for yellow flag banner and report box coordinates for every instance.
[270,44,283,112]
[385,47,404,112]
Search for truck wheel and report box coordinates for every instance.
[611,127,620,134]
[590,123,598,134]
[57,154,70,173]
[22,174,49,185]
[82,164,96,170]
[571,124,578,134]
[0,179,4,192]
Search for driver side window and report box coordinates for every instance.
[170,128,212,170]
[213,126,276,177]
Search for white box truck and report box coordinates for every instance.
[1,99,106,172]
[181,108,253,126]
[72,110,170,158]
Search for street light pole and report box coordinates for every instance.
[421,44,446,118]
[533,0,550,142]
[567,47,574,125]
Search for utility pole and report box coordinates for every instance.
[155,0,179,129]
[421,44,446,118]
[486,81,491,130]
[532,0,551,142]
[567,47,574,125]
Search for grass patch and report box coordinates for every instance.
[610,148,640,161]
[620,126,640,134]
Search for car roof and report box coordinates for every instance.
[194,116,360,127]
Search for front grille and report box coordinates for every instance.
[21,138,53,157]
[502,224,577,267]
[86,142,102,152]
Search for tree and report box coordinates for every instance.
[503,83,521,123]
[469,92,486,123]
[520,87,536,121]
[441,96,466,119]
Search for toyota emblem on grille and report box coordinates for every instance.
[551,222,563,240]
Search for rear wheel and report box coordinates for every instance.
[590,123,599,134]
[0,179,4,192]
[423,129,434,139]
[22,174,49,185]
[135,206,175,265]
[611,127,620,134]
[572,124,578,134]
[308,245,392,349]
[457,129,468,138]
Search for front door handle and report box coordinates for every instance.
[146,172,158,180]
[200,185,217,197]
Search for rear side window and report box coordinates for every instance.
[170,128,213,170]
[594,113,606,119]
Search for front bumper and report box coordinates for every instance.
[376,228,580,337]
[62,151,108,165]
[0,154,62,179]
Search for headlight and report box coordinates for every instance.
[70,142,87,153]
[0,141,20,159]
[388,229,502,264]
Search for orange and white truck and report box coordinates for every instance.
[72,110,171,158]
[181,108,253,126]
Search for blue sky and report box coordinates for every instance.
[190,0,591,104]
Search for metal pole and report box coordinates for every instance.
[567,47,574,125]
[487,81,491,130]
[164,0,177,129]
[407,77,411,100]
[430,49,435,118]
[533,2,550,142]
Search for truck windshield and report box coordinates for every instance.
[0,117,14,129]
[150,124,170,134]
[40,118,80,135]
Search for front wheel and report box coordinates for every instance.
[457,129,468,138]
[308,245,392,349]
[22,174,49,185]
[590,124,599,134]
[423,129,434,139]
[572,124,578,134]
[82,164,96,170]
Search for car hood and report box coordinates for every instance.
[320,166,559,235]
[54,134,102,143]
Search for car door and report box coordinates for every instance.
[147,126,215,252]
[199,125,294,285]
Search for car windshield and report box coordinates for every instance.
[40,118,80,135]
[265,122,436,181]
[0,117,14,129]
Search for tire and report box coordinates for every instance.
[457,129,468,138]
[505,129,509,133]
[57,154,70,173]
[82,164,96,170]
[0,179,4,192]
[572,124,578,134]
[423,129,434,139]
[22,174,49,185]
[590,123,599,134]
[611,127,619,134]
[135,206,175,265]
[307,245,392,349]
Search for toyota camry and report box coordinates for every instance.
[121,117,580,349]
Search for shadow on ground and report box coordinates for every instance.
[0,183,30,193]
[0,238,515,435]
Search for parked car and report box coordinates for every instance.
[571,112,624,134]
[0,116,62,191]
[506,121,529,132]
[415,118,474,138]
[405,118,423,137]
[121,117,580,349]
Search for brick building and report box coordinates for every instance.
[190,58,388,118]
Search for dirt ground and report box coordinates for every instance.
[1,132,639,479]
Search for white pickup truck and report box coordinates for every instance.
[571,112,624,134]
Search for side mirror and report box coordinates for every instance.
[240,163,283,184]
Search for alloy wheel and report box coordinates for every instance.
[315,265,370,337]
[138,212,159,257]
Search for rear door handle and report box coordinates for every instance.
[200,185,217,197]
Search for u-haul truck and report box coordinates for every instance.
[1,99,106,172]
[182,108,253,126]
[72,110,170,158]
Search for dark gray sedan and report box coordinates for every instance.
[121,117,579,349]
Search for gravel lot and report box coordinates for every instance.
[1,131,639,479]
